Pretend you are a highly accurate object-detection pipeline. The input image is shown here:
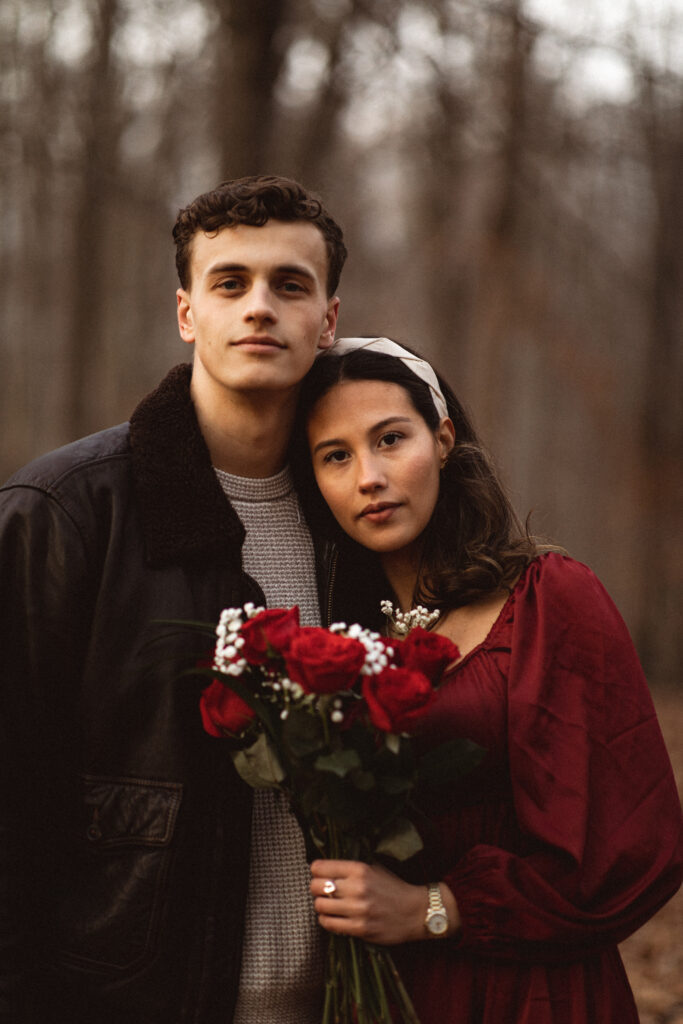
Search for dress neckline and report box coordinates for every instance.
[442,562,531,677]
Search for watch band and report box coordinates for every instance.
[424,882,449,937]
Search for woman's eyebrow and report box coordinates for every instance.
[312,416,412,455]
[312,437,345,455]
[372,416,412,431]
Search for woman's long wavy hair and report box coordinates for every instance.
[292,347,541,611]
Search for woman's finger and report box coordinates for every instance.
[310,858,357,879]
[311,876,346,904]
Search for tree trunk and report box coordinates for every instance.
[634,70,683,682]
[63,0,123,439]
[212,0,288,179]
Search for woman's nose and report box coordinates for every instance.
[357,454,387,493]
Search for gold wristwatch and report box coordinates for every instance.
[424,882,449,937]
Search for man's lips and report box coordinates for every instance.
[358,502,402,522]
[232,335,284,349]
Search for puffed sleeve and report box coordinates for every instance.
[444,554,683,961]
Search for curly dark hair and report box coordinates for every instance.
[172,175,347,296]
[291,345,541,610]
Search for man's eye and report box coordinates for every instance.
[281,281,305,293]
[219,279,242,291]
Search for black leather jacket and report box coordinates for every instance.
[0,364,332,1023]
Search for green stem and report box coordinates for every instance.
[349,937,365,1021]
[377,947,422,1024]
[319,819,421,1024]
[368,945,391,1022]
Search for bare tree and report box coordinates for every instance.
[63,0,125,438]
[211,0,289,178]
[631,58,683,681]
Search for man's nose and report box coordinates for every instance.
[243,281,278,325]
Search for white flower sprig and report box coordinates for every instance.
[380,600,440,637]
[213,602,263,676]
[329,621,394,675]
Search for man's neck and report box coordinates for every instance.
[191,379,297,478]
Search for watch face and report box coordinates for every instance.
[427,911,448,935]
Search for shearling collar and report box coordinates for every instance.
[129,363,246,568]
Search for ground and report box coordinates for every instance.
[620,689,683,1024]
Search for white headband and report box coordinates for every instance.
[326,337,449,422]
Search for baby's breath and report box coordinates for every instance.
[380,600,440,637]
[214,607,249,675]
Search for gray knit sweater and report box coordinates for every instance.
[215,466,324,1024]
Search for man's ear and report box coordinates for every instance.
[318,296,340,350]
[177,289,195,344]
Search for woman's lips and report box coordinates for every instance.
[358,502,401,524]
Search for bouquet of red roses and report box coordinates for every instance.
[197,602,479,1024]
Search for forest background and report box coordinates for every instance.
[1,0,682,685]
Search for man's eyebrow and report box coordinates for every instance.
[206,262,246,276]
[275,263,316,281]
[205,262,316,281]
[312,417,412,455]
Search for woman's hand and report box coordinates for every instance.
[310,859,460,945]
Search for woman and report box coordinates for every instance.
[292,336,683,1023]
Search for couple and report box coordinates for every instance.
[0,175,680,1024]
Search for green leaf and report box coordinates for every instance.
[314,748,362,778]
[377,774,413,796]
[374,818,424,861]
[154,617,215,633]
[350,769,376,792]
[315,777,372,826]
[416,738,485,790]
[232,733,286,788]
[282,710,326,757]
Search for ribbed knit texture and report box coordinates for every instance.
[215,466,324,1024]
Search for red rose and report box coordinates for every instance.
[200,679,255,736]
[399,627,459,681]
[376,634,403,665]
[285,628,366,694]
[362,667,435,733]
[239,607,300,664]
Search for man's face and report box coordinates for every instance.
[176,220,339,400]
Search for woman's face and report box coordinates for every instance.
[307,379,455,556]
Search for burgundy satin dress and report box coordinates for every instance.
[394,553,683,1023]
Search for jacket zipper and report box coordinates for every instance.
[325,546,339,627]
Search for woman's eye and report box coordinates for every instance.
[379,432,403,448]
[323,449,348,465]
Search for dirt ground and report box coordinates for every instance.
[619,689,683,1024]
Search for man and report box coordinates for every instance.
[0,176,346,1023]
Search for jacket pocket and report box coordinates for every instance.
[58,774,183,973]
